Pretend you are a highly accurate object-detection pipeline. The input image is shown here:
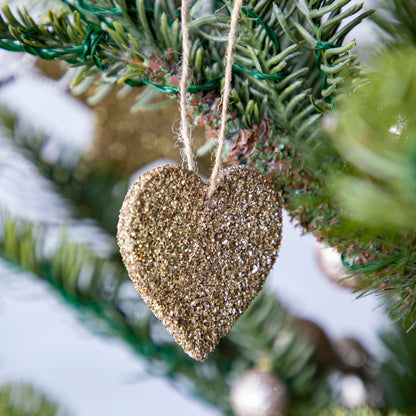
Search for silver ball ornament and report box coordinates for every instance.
[339,374,367,409]
[316,242,359,289]
[230,370,289,416]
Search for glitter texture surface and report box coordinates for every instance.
[117,164,282,361]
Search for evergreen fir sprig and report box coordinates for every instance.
[379,325,416,414]
[0,382,70,416]
[372,0,416,45]
[0,0,371,124]
[0,5,98,64]
[319,408,404,416]
[0,108,126,234]
[229,291,330,410]
[326,47,416,330]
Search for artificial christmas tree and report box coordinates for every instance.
[0,0,416,415]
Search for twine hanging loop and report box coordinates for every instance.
[179,0,243,198]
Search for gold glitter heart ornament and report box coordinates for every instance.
[117,164,282,360]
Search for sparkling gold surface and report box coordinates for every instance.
[117,164,282,361]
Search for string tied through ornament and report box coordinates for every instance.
[179,0,244,200]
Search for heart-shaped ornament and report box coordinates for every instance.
[117,164,282,360]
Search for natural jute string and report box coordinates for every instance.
[179,0,195,172]
[180,0,243,199]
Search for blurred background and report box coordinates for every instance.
[0,1,414,415]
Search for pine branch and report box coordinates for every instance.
[372,0,416,45]
[379,324,416,414]
[0,382,70,416]
[324,47,416,330]
[0,108,126,234]
[319,407,404,416]
[0,1,371,130]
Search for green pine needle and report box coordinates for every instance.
[0,383,70,416]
